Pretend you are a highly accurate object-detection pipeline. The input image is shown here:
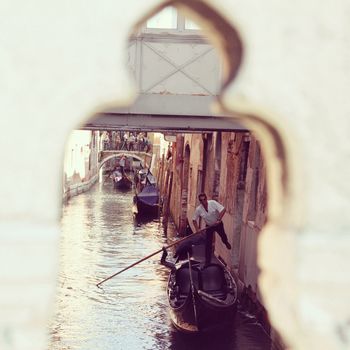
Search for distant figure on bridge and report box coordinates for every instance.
[121,132,128,150]
[192,193,231,265]
[128,133,135,151]
[136,133,144,151]
[115,133,121,150]
[111,131,117,150]
[102,131,110,150]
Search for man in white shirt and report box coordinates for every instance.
[192,193,231,264]
[128,133,135,151]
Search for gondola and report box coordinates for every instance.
[112,170,133,190]
[164,245,238,333]
[134,170,160,217]
[134,184,160,217]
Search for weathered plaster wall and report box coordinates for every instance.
[238,136,267,299]
[169,135,183,229]
[215,133,243,267]
[187,134,204,224]
[169,133,204,233]
[63,131,100,202]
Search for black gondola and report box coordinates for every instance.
[164,245,238,333]
[134,184,160,217]
[112,170,133,190]
[134,170,160,217]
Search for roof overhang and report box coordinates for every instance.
[81,94,247,133]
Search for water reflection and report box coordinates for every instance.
[49,179,272,350]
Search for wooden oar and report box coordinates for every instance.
[96,224,215,288]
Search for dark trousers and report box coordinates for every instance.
[205,222,229,264]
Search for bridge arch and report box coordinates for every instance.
[98,151,150,170]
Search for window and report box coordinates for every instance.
[145,6,201,32]
[146,7,178,29]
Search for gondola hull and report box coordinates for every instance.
[167,262,237,333]
[134,184,160,217]
[135,198,159,217]
[114,176,132,190]
[169,289,236,333]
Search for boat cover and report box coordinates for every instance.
[137,185,159,206]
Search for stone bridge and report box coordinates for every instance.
[98,150,153,170]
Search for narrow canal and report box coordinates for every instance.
[49,178,273,350]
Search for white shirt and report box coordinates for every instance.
[192,200,224,225]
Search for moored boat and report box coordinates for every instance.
[134,184,160,217]
[134,169,160,217]
[112,170,133,190]
[165,247,237,333]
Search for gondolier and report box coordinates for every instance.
[192,193,231,265]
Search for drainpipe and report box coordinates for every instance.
[201,133,208,193]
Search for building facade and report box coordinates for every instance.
[63,130,100,201]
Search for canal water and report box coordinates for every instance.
[49,179,273,350]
